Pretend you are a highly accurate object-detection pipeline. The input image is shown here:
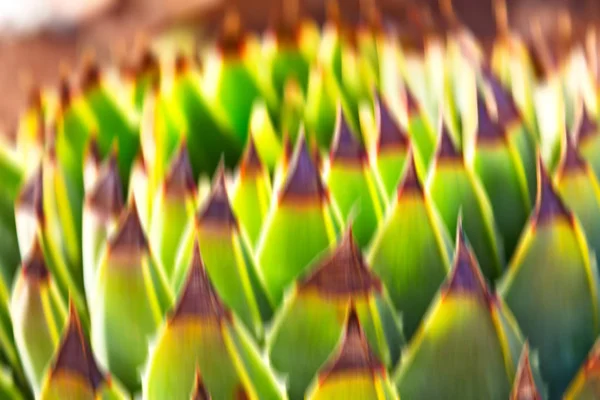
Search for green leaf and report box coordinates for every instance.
[563,339,600,399]
[499,158,600,397]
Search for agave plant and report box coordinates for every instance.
[2,0,600,399]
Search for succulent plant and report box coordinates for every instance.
[2,1,600,399]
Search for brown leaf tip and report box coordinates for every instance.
[482,68,520,126]
[406,88,420,117]
[300,229,381,296]
[197,166,238,229]
[85,137,103,168]
[18,167,44,223]
[165,145,196,197]
[172,242,230,321]
[58,77,72,110]
[436,123,462,161]
[576,106,599,143]
[191,368,211,400]
[109,201,148,252]
[218,8,247,57]
[52,303,104,391]
[240,137,263,176]
[80,59,101,92]
[559,126,587,174]
[377,95,409,152]
[332,110,366,163]
[397,149,423,197]
[88,155,124,217]
[583,339,600,375]
[175,53,191,76]
[444,220,491,301]
[272,0,302,46]
[281,134,327,202]
[534,156,571,225]
[510,344,541,400]
[319,307,384,378]
[22,238,49,281]
[476,93,505,143]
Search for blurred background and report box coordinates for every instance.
[0,0,598,133]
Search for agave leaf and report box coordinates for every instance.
[10,238,66,396]
[91,201,172,392]
[15,168,88,327]
[40,303,128,400]
[305,307,399,400]
[510,344,543,400]
[144,243,285,399]
[279,79,306,144]
[369,150,452,339]
[556,132,600,268]
[405,89,436,180]
[203,11,264,143]
[427,126,505,280]
[82,154,124,307]
[0,143,22,285]
[127,48,160,111]
[128,153,152,232]
[248,100,284,171]
[304,66,338,150]
[373,95,409,200]
[481,67,538,202]
[499,157,600,397]
[257,133,339,306]
[173,170,270,338]
[15,91,45,174]
[268,231,403,400]
[575,106,600,179]
[564,339,600,399]
[172,55,242,178]
[149,145,197,282]
[469,92,531,260]
[79,60,139,185]
[395,223,524,399]
[533,76,565,171]
[324,110,386,248]
[231,138,273,248]
[0,364,24,400]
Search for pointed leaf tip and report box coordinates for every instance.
[534,156,571,225]
[482,68,520,125]
[80,60,101,92]
[576,107,599,142]
[109,201,148,252]
[476,93,505,142]
[19,167,44,223]
[332,111,366,162]
[281,135,326,201]
[377,95,409,151]
[197,168,237,228]
[58,77,72,109]
[397,149,423,197]
[172,242,230,321]
[406,88,420,116]
[89,156,124,217]
[240,137,263,174]
[445,222,490,300]
[86,137,102,167]
[218,8,246,56]
[319,306,384,377]
[559,127,587,173]
[22,237,49,280]
[510,344,541,400]
[165,145,196,197]
[299,229,381,295]
[583,340,600,375]
[51,304,90,383]
[272,0,302,44]
[191,368,211,400]
[436,124,461,160]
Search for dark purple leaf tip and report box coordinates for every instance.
[88,154,124,218]
[164,144,196,197]
[109,201,148,252]
[397,149,423,197]
[18,167,44,224]
[332,110,366,163]
[22,237,49,281]
[281,133,327,202]
[377,95,409,152]
[197,165,238,229]
[476,93,505,143]
[534,155,571,226]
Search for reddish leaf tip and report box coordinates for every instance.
[476,92,505,143]
[377,95,409,152]
[109,201,148,252]
[576,106,599,143]
[88,156,124,217]
[319,306,384,378]
[164,144,196,197]
[240,137,263,175]
[511,344,541,400]
[397,148,423,197]
[534,156,571,225]
[444,220,491,301]
[197,167,237,229]
[332,111,366,163]
[18,167,44,224]
[482,68,520,125]
[172,241,230,321]
[281,133,326,202]
[22,237,49,281]
[191,368,211,400]
[559,126,587,174]
[299,229,381,295]
[436,123,462,161]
